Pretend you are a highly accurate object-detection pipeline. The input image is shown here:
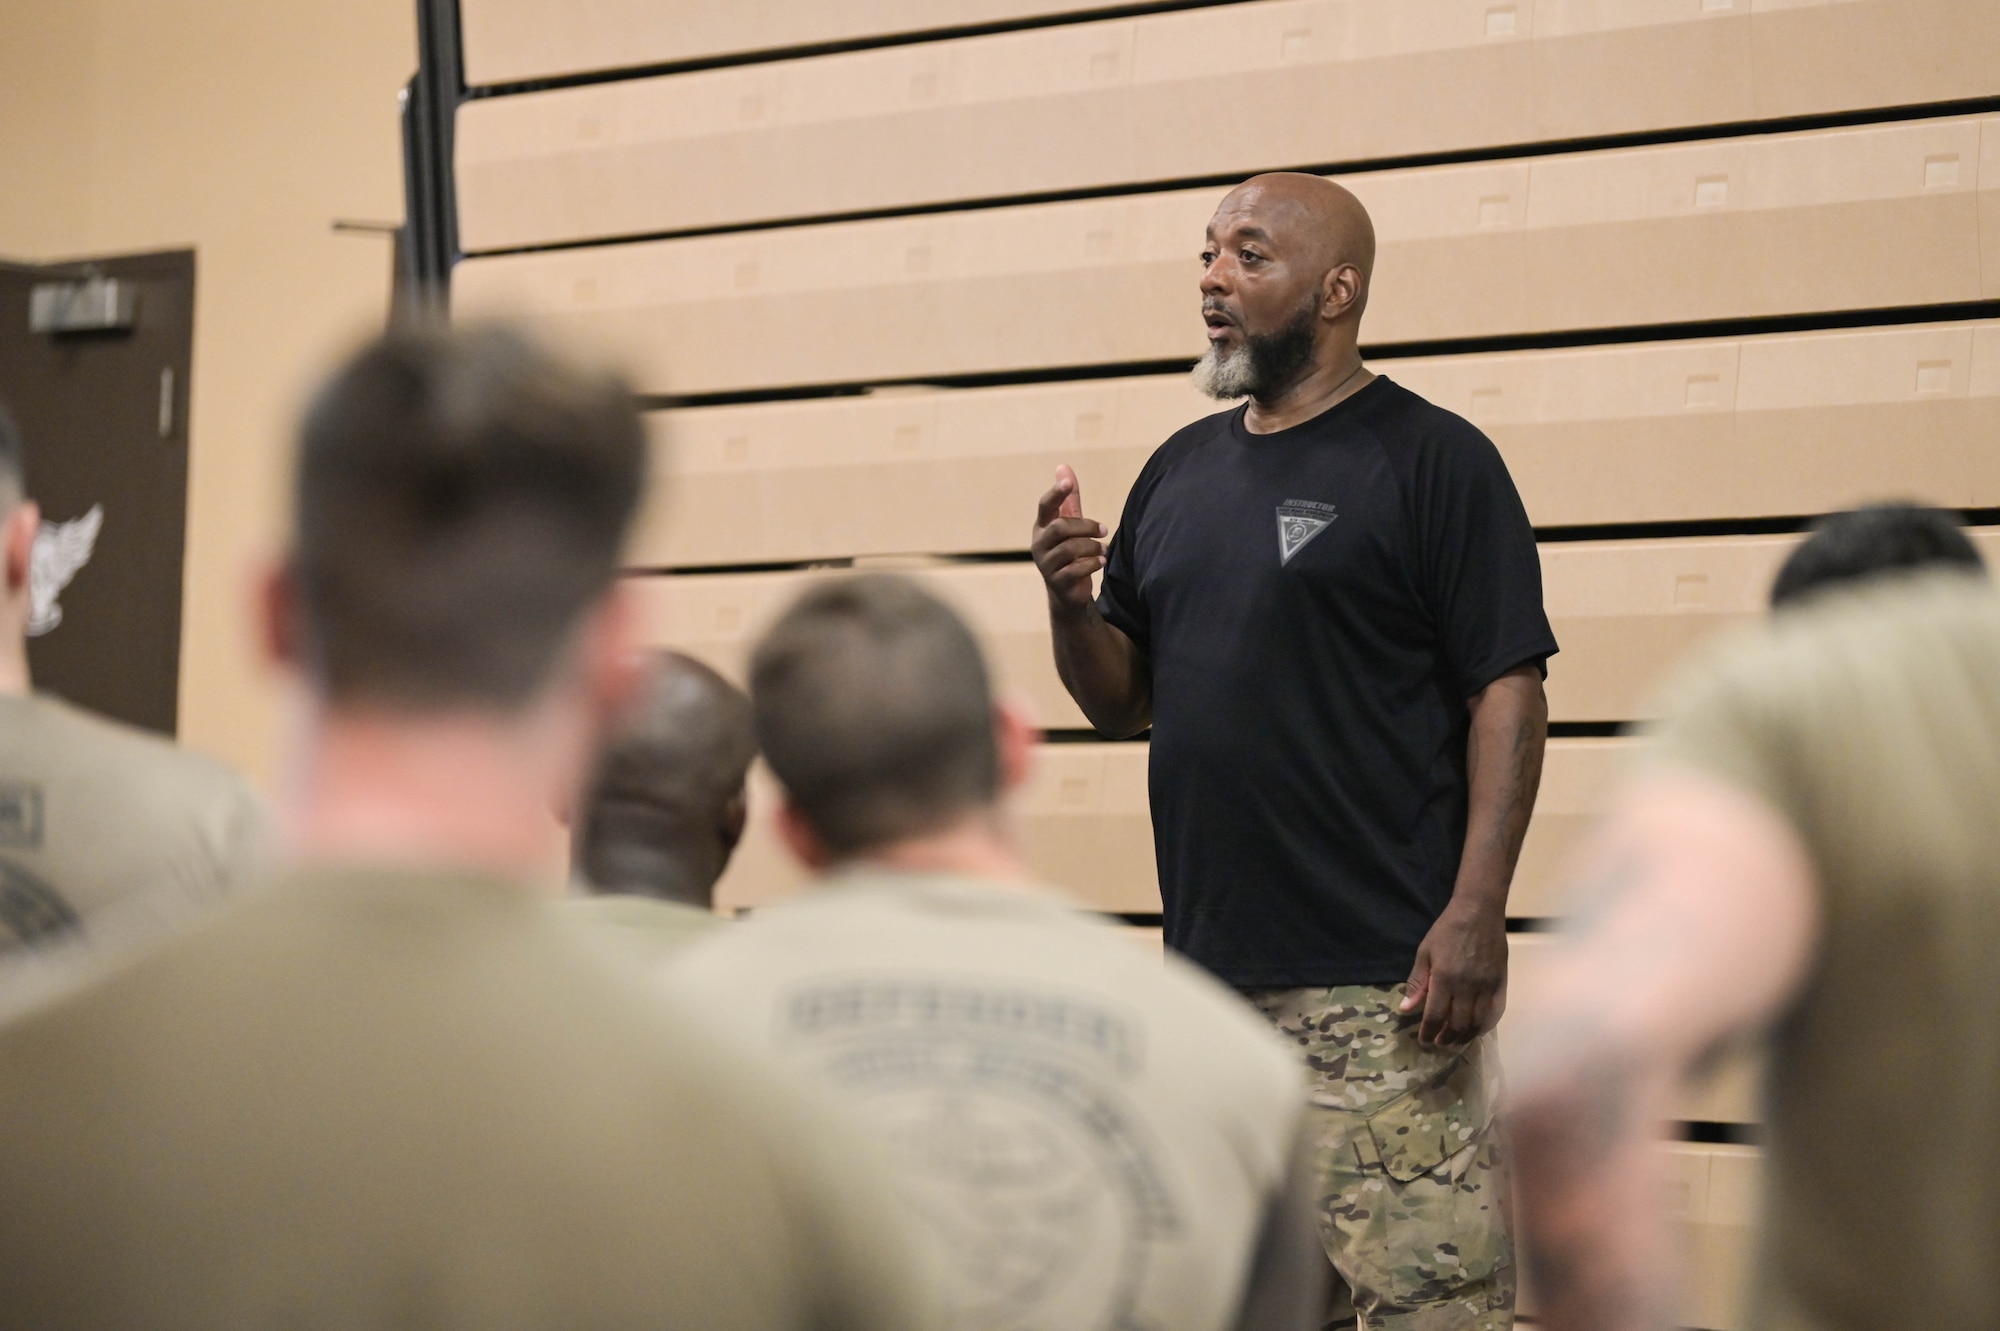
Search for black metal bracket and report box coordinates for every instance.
[399,0,465,319]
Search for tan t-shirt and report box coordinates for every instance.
[0,866,936,1331]
[0,692,266,954]
[1648,574,2000,1331]
[655,869,1307,1331]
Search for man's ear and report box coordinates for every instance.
[775,798,831,871]
[581,579,644,722]
[258,559,303,671]
[718,786,749,854]
[993,694,1041,795]
[1320,262,1362,321]
[4,501,39,597]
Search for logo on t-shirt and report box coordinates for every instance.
[784,979,1177,1325]
[1276,499,1338,565]
[28,503,103,637]
[0,855,77,947]
[0,782,44,849]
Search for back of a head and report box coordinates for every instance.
[1770,502,1987,610]
[576,651,757,898]
[291,323,644,709]
[750,575,999,858]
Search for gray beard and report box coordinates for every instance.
[1191,341,1258,400]
[1191,297,1321,401]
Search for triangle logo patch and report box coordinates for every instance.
[1276,501,1337,565]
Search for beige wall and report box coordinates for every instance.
[0,0,416,788]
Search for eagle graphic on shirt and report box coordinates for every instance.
[28,504,103,637]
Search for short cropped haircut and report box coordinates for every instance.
[291,324,644,708]
[1771,502,1987,609]
[750,575,999,857]
[575,652,757,891]
[0,403,24,508]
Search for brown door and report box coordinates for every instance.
[0,250,196,736]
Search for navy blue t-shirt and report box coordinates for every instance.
[1097,376,1557,989]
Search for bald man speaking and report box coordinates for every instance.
[1032,174,1555,1329]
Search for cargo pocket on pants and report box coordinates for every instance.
[1351,1049,1512,1306]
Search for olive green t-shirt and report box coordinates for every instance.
[0,865,936,1330]
[561,889,728,969]
[1648,575,2000,1331]
[0,692,266,956]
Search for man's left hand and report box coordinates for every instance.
[1400,900,1508,1048]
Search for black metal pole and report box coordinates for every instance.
[399,0,464,321]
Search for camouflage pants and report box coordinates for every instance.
[1248,985,1514,1331]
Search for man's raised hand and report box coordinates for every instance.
[1032,464,1107,611]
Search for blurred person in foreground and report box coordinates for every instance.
[564,649,754,965]
[1770,500,1986,609]
[656,573,1325,1331]
[0,326,933,1330]
[0,404,265,962]
[1507,563,2000,1331]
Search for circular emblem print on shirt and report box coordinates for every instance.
[785,980,1178,1330]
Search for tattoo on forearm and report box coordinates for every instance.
[1564,1047,1642,1173]
[1467,704,1545,881]
[1524,1236,1662,1331]
[1516,1041,1664,1331]
[1496,708,1544,862]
